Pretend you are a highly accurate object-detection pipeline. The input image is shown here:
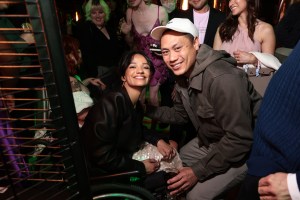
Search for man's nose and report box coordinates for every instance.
[169,51,178,61]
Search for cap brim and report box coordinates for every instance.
[151,25,197,41]
[151,26,168,41]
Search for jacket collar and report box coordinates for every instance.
[120,87,143,111]
[176,44,234,92]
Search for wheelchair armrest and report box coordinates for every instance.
[90,170,142,184]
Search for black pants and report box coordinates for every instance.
[237,174,261,200]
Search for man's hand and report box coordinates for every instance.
[89,78,106,90]
[157,139,176,160]
[167,167,198,196]
[258,172,292,200]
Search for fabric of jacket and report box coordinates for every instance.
[275,3,300,48]
[81,87,163,177]
[170,6,225,47]
[146,44,262,181]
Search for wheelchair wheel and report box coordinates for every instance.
[91,183,155,200]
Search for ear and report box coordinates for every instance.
[193,37,200,50]
[121,76,126,82]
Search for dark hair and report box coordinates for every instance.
[118,51,155,77]
[219,0,260,42]
[62,35,81,76]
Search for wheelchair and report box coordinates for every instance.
[90,170,175,200]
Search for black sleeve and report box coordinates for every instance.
[80,95,146,176]
[143,126,169,146]
[276,4,300,48]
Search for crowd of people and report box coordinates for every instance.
[1,0,300,199]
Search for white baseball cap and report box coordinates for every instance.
[151,18,199,40]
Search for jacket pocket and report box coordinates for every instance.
[196,106,214,119]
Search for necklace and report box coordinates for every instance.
[135,7,144,15]
[97,25,104,30]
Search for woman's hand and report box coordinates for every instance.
[84,78,106,90]
[233,50,257,65]
[142,159,160,174]
[157,139,176,160]
[119,17,131,35]
[89,78,106,90]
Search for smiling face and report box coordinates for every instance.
[229,0,248,16]
[90,5,106,27]
[161,31,199,77]
[122,54,152,90]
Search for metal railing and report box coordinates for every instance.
[0,0,90,199]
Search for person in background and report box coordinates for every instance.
[171,0,225,47]
[120,0,169,128]
[237,41,300,200]
[275,0,300,49]
[1,1,38,156]
[274,0,300,63]
[80,50,176,191]
[0,33,29,181]
[0,2,34,181]
[104,0,128,49]
[147,18,261,199]
[160,0,177,16]
[76,0,122,96]
[213,0,277,96]
[62,35,106,127]
[214,0,275,59]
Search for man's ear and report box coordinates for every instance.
[193,37,200,50]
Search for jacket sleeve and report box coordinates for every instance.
[80,96,146,176]
[76,22,98,78]
[143,126,169,146]
[275,4,300,48]
[145,90,189,125]
[192,73,254,181]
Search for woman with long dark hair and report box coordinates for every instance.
[213,0,278,96]
[214,0,275,62]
